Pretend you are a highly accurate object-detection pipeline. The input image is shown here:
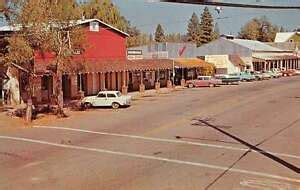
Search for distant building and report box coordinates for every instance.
[274,32,300,43]
[205,55,246,74]
[268,32,300,54]
[128,42,214,85]
[128,42,199,59]
[196,37,300,72]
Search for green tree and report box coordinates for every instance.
[238,16,279,42]
[5,0,86,118]
[199,7,214,45]
[238,18,261,40]
[155,24,165,43]
[80,0,148,48]
[258,16,279,42]
[81,0,128,32]
[126,26,149,47]
[166,33,182,43]
[187,12,201,46]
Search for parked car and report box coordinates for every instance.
[81,91,132,109]
[281,69,296,77]
[239,71,255,81]
[265,71,278,78]
[261,71,272,80]
[295,69,300,75]
[215,74,241,85]
[186,76,222,88]
[270,69,282,78]
[251,71,263,81]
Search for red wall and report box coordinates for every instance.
[84,26,127,60]
[35,23,127,62]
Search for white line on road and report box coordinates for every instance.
[0,135,299,184]
[34,125,300,160]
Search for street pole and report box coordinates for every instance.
[172,59,175,86]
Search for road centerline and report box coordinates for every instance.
[0,135,299,184]
[33,125,300,160]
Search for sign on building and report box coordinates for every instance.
[127,50,143,60]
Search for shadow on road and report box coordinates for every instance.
[191,117,300,174]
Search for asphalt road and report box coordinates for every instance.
[1,76,300,190]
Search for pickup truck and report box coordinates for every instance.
[215,74,241,85]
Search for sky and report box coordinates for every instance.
[1,0,299,35]
[111,0,300,35]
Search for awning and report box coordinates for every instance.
[35,59,175,74]
[34,58,213,75]
[253,53,299,61]
[174,58,212,68]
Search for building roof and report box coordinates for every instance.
[74,19,129,36]
[128,42,199,59]
[274,32,296,43]
[253,52,299,61]
[267,42,300,51]
[0,19,129,36]
[228,55,246,67]
[0,25,21,32]
[34,58,211,74]
[230,39,283,52]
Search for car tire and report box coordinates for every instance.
[84,102,92,109]
[112,102,120,109]
[209,83,214,88]
[188,83,194,88]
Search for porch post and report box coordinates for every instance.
[139,70,145,93]
[167,69,172,89]
[100,73,105,91]
[180,68,185,87]
[70,74,78,99]
[155,69,160,92]
[121,71,128,95]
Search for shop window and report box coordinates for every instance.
[90,21,99,32]
[159,71,166,80]
[41,76,50,90]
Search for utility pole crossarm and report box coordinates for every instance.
[160,0,300,10]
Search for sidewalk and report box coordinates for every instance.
[0,109,26,129]
[128,86,186,100]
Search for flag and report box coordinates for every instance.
[178,46,187,57]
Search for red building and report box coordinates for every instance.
[1,19,209,105]
[34,19,131,103]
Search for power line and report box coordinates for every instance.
[160,0,300,9]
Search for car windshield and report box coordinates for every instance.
[116,92,122,97]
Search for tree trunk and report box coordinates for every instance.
[26,75,33,123]
[55,71,66,118]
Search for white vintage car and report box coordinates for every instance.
[82,91,132,109]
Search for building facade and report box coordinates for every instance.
[196,37,300,72]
